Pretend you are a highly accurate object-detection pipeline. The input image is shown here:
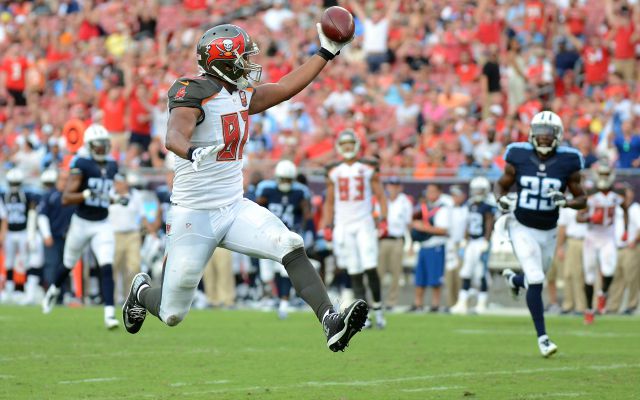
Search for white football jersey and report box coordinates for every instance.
[168,75,253,210]
[328,160,377,226]
[586,190,623,236]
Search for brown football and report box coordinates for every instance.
[320,6,355,44]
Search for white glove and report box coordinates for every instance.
[547,190,567,208]
[190,144,225,172]
[316,23,352,56]
[498,195,516,212]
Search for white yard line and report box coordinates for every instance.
[59,377,119,384]
[455,329,640,338]
[0,375,14,379]
[521,392,585,399]
[401,386,463,393]
[178,363,640,396]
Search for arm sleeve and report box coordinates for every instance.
[37,214,52,239]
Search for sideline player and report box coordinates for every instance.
[0,168,39,303]
[122,23,368,352]
[451,176,494,314]
[577,163,627,323]
[496,111,586,357]
[42,124,124,329]
[256,159,314,319]
[322,130,388,329]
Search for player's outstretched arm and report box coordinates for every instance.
[565,170,587,210]
[249,24,350,115]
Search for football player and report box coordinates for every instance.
[1,168,39,303]
[322,130,388,329]
[42,124,124,329]
[451,176,495,315]
[577,163,627,323]
[496,111,586,357]
[121,23,369,352]
[256,160,314,319]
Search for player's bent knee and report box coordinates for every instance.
[281,231,304,253]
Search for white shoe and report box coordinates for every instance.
[105,316,119,330]
[0,281,15,304]
[375,315,386,329]
[450,301,468,315]
[475,293,488,314]
[363,317,372,329]
[104,305,119,330]
[538,335,558,358]
[42,285,60,314]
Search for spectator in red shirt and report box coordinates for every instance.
[567,31,610,93]
[0,44,29,106]
[606,2,639,82]
[129,82,153,151]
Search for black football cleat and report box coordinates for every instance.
[122,273,151,334]
[323,299,368,352]
[502,269,521,298]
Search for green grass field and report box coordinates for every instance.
[1,306,638,400]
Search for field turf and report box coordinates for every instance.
[1,306,638,399]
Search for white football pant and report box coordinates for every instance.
[508,218,557,285]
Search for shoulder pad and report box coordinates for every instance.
[324,161,341,176]
[255,180,277,197]
[359,158,380,171]
[168,75,223,109]
[556,146,585,170]
[504,142,533,163]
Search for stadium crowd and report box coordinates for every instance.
[0,0,640,180]
[0,0,640,320]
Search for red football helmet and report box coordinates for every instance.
[196,24,261,89]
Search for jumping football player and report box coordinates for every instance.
[496,111,586,357]
[451,176,495,315]
[577,163,627,323]
[256,159,315,319]
[322,130,388,329]
[122,23,369,352]
[42,124,124,329]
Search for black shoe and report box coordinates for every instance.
[323,299,368,352]
[407,304,424,313]
[122,273,151,334]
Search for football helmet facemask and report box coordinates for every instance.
[529,111,563,155]
[275,159,297,192]
[6,168,24,192]
[469,176,491,203]
[336,130,360,160]
[84,124,111,162]
[197,24,262,90]
[595,163,615,191]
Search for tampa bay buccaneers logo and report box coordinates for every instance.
[206,35,245,65]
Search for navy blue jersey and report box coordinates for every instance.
[466,201,495,239]
[255,180,310,232]
[2,190,37,231]
[37,189,76,238]
[155,185,172,233]
[504,143,583,230]
[70,156,118,221]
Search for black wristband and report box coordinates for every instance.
[186,146,197,162]
[316,47,335,61]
